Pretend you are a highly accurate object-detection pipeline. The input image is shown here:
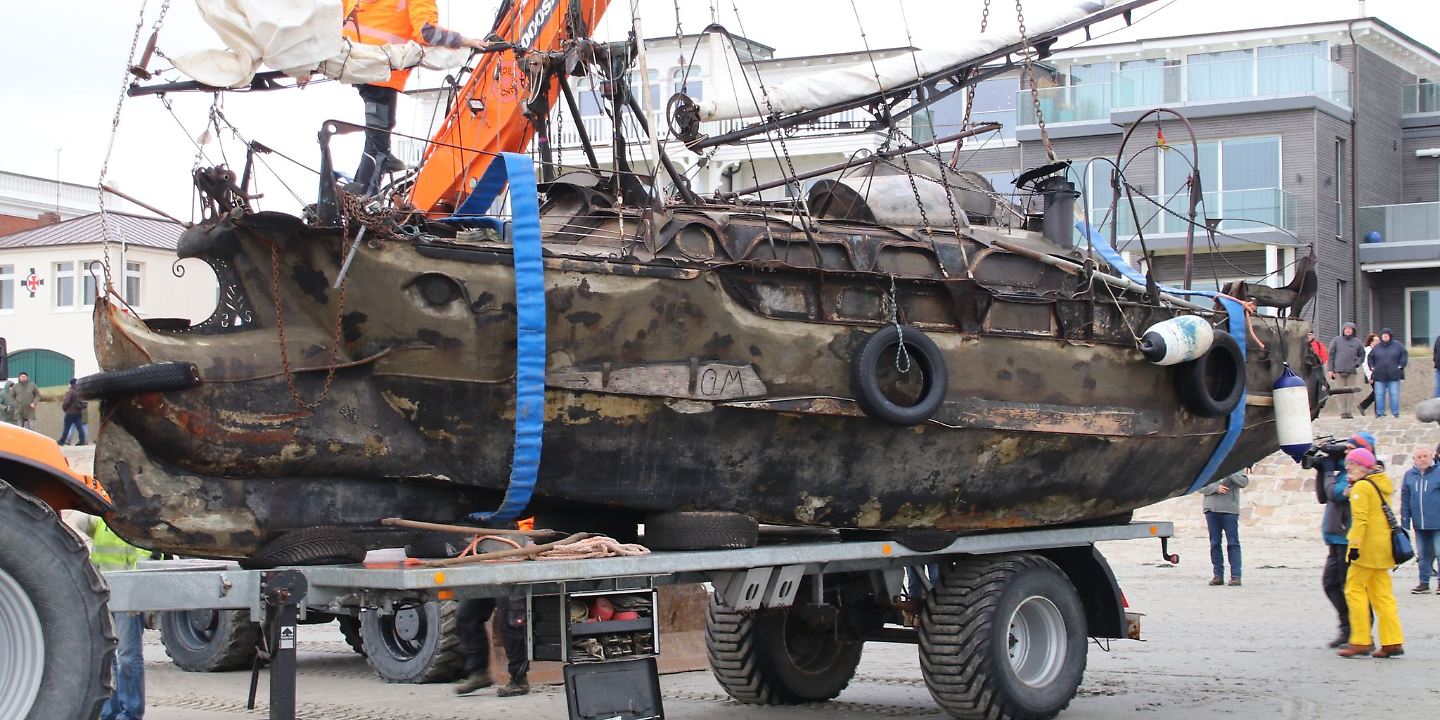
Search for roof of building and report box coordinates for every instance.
[0,211,181,251]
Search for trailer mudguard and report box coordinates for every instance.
[1036,544,1126,639]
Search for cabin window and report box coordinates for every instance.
[0,265,13,311]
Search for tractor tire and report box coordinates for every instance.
[239,527,366,570]
[706,595,864,704]
[0,480,114,720]
[919,553,1088,720]
[359,600,463,683]
[75,361,200,400]
[159,609,261,672]
[645,511,758,551]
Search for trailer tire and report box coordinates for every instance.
[239,527,366,569]
[706,595,863,704]
[0,480,114,720]
[75,361,201,400]
[645,511,758,550]
[360,600,463,683]
[851,325,948,426]
[337,615,366,656]
[159,609,261,672]
[919,553,1087,720]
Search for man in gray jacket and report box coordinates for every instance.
[1200,470,1249,586]
[1328,322,1366,419]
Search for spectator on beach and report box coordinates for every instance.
[1366,328,1407,419]
[1318,432,1377,647]
[1401,445,1440,594]
[1327,323,1366,419]
[58,378,88,445]
[1200,469,1248,587]
[1338,448,1405,658]
[6,372,40,430]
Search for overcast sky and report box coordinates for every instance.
[3,0,1435,219]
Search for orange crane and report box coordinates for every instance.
[409,0,612,215]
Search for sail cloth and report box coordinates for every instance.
[695,0,1104,122]
[172,0,468,88]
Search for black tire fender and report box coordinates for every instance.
[76,362,200,401]
[1176,330,1246,418]
[0,480,115,720]
[851,325,949,426]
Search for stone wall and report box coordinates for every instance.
[1136,415,1439,538]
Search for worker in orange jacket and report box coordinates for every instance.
[342,0,489,192]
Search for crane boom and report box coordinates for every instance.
[410,0,611,215]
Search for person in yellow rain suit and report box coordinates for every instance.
[341,0,489,191]
[1337,448,1406,659]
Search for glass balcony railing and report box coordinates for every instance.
[1019,84,1111,125]
[1359,202,1440,244]
[1403,83,1440,115]
[1019,54,1350,127]
[1091,188,1297,237]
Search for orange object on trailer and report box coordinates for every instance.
[409,0,611,215]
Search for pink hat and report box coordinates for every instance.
[1346,448,1377,469]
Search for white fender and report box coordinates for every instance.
[1138,315,1214,366]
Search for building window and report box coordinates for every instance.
[81,260,100,308]
[672,66,702,100]
[1186,49,1253,102]
[1257,42,1328,96]
[53,261,76,310]
[1334,138,1345,239]
[1337,279,1347,336]
[576,78,604,118]
[125,261,142,307]
[1115,58,1181,107]
[0,265,13,311]
[1158,136,1282,233]
[970,77,1019,141]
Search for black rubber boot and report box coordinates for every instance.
[497,676,530,697]
[455,672,493,695]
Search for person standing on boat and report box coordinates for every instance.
[1338,448,1405,658]
[341,0,490,192]
[1327,323,1365,419]
[1199,469,1248,587]
[1366,328,1407,419]
[1400,444,1440,594]
[1318,431,1377,648]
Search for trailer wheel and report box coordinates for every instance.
[337,615,366,656]
[645,511,758,551]
[919,554,1087,720]
[0,480,114,720]
[706,595,863,704]
[360,600,463,683]
[159,609,260,672]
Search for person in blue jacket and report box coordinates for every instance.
[1319,431,1377,648]
[1365,328,1408,418]
[1400,444,1440,594]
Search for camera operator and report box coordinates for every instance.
[1305,431,1378,648]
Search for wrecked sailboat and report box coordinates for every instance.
[86,0,1321,560]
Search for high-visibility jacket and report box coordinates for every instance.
[342,0,465,91]
[90,519,141,572]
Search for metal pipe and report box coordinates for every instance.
[100,183,190,227]
[990,238,1212,312]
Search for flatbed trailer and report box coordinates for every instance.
[101,521,1175,720]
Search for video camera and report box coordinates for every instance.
[1299,435,1350,471]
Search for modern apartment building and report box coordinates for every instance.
[402,16,1440,346]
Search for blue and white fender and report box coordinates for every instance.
[1273,363,1312,462]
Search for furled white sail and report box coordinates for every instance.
[695,1,1104,122]
[171,0,468,88]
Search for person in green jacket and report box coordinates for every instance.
[6,372,40,429]
[0,379,16,424]
[1337,449,1405,659]
[80,516,146,719]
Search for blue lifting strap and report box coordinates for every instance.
[460,153,546,524]
[1075,221,1247,495]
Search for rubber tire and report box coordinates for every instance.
[0,480,115,720]
[919,554,1088,720]
[1175,330,1245,418]
[75,361,200,400]
[159,609,260,672]
[337,615,367,656]
[706,595,864,704]
[851,325,949,426]
[359,600,463,683]
[239,528,367,570]
[644,511,758,551]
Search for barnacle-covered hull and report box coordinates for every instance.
[93,199,1316,559]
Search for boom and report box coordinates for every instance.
[409,0,611,215]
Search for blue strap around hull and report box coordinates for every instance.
[465,153,546,524]
[1075,222,1247,495]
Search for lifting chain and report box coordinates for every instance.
[1015,0,1056,162]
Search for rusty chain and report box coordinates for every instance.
[888,275,913,374]
[1015,0,1056,161]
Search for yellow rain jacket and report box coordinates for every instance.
[1347,469,1397,569]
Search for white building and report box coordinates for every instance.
[0,211,217,380]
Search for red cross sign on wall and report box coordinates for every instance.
[23,268,43,298]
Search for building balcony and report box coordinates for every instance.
[549,106,885,153]
[1018,54,1351,135]
[1093,188,1298,238]
[1358,202,1440,271]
